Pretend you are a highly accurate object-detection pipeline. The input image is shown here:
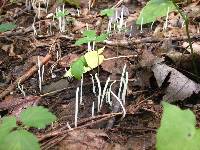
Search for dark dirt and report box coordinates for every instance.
[0,0,200,150]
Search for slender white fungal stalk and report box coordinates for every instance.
[86,23,89,30]
[17,79,26,96]
[107,80,116,106]
[77,8,80,16]
[90,74,96,95]
[140,17,143,33]
[118,6,124,32]
[41,65,44,82]
[107,20,112,33]
[61,4,66,32]
[92,41,95,50]
[88,42,91,51]
[151,21,155,30]
[67,122,73,130]
[129,25,133,37]
[56,51,59,61]
[45,0,49,13]
[50,63,56,78]
[37,56,42,92]
[111,91,126,119]
[32,16,37,36]
[80,76,84,105]
[113,23,116,31]
[118,64,126,98]
[92,101,95,117]
[75,87,79,128]
[88,0,91,11]
[182,20,185,28]
[95,73,101,112]
[163,7,170,31]
[100,77,110,109]
[38,1,41,18]
[115,10,118,23]
[121,71,128,105]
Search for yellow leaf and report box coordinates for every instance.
[84,49,104,69]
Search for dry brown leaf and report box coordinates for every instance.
[59,129,124,150]
[183,42,200,56]
[101,49,128,74]
[152,60,200,102]
[59,54,80,68]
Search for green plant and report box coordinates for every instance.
[0,106,57,150]
[54,9,69,19]
[136,0,176,25]
[136,0,198,75]
[0,23,16,32]
[64,47,105,80]
[75,29,108,46]
[100,8,114,17]
[156,102,200,150]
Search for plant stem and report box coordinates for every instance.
[171,0,198,76]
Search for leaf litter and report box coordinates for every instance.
[0,0,200,149]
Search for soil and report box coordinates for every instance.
[0,0,200,150]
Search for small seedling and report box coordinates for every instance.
[0,106,57,150]
[64,47,105,80]
[100,8,114,17]
[75,29,108,46]
[54,9,69,19]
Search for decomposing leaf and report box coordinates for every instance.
[183,42,200,56]
[59,54,80,68]
[152,60,200,102]
[101,49,128,74]
[58,129,123,150]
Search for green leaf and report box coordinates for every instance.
[71,56,87,80]
[55,10,69,19]
[0,130,40,150]
[75,37,95,46]
[136,0,176,25]
[100,8,114,17]
[0,116,17,142]
[96,33,108,42]
[20,106,56,129]
[83,30,96,38]
[84,47,105,70]
[156,102,200,150]
[0,23,16,32]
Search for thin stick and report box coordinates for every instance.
[0,53,52,100]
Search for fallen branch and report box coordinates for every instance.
[105,34,200,47]
[0,53,52,100]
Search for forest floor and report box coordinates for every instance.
[0,0,200,149]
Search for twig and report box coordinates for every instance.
[0,53,52,100]
[105,34,200,47]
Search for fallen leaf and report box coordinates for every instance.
[101,49,128,74]
[59,129,123,150]
[183,42,200,56]
[59,54,80,68]
[152,60,200,102]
